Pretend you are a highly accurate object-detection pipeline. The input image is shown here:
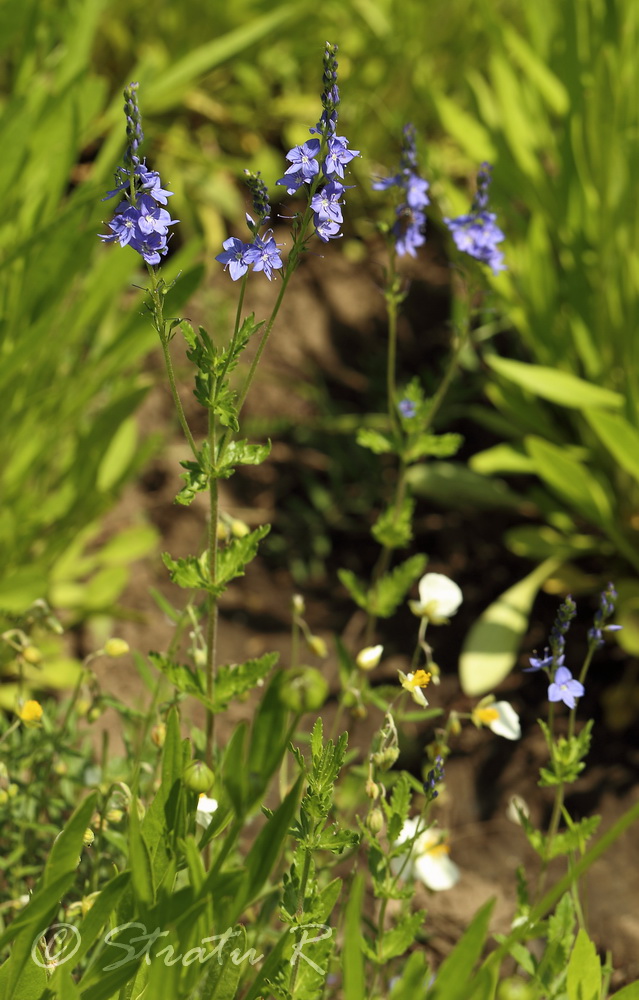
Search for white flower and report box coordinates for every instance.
[392,817,460,891]
[409,573,463,623]
[356,645,384,671]
[472,699,521,740]
[196,794,218,829]
[397,669,431,707]
[507,794,530,826]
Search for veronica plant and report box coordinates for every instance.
[340,134,507,650]
[100,47,359,774]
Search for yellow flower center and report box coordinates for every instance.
[408,670,431,691]
[18,700,43,724]
[475,706,499,725]
[424,841,450,857]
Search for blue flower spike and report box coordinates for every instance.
[217,43,359,281]
[100,83,178,266]
[444,162,506,274]
[372,123,430,257]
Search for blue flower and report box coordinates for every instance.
[244,232,284,281]
[524,651,564,673]
[444,162,506,274]
[284,139,321,182]
[215,237,251,281]
[398,398,417,419]
[548,666,584,710]
[372,124,430,258]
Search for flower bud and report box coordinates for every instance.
[151,723,166,748]
[183,760,215,795]
[365,778,379,800]
[0,790,8,806]
[104,638,129,658]
[82,828,95,847]
[106,808,124,824]
[87,705,103,723]
[8,783,18,799]
[230,519,250,538]
[307,635,328,658]
[23,645,42,664]
[356,645,383,671]
[351,704,367,720]
[291,594,305,616]
[366,808,384,835]
[372,746,399,771]
[217,521,230,541]
[279,667,329,713]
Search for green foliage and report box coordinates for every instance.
[339,554,427,619]
[538,719,594,787]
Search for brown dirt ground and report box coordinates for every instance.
[88,240,639,988]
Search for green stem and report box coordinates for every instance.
[205,410,219,768]
[289,847,313,997]
[146,264,198,460]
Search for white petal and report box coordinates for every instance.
[414,850,461,891]
[417,573,463,619]
[196,796,218,828]
[356,645,383,670]
[489,702,521,740]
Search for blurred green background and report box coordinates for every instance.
[1,0,638,664]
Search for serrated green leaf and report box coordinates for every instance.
[356,427,394,454]
[566,928,601,1000]
[371,498,415,549]
[148,651,211,706]
[404,432,463,463]
[337,568,369,611]
[378,910,426,962]
[459,558,560,696]
[215,524,270,593]
[369,554,428,618]
[217,439,271,476]
[162,551,210,589]
[211,652,279,711]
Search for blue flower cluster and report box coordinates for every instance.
[100,84,178,266]
[216,43,359,281]
[215,171,284,281]
[444,162,506,275]
[372,123,430,257]
[277,42,359,243]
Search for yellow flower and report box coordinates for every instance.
[18,700,43,727]
[398,669,431,707]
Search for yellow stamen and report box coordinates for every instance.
[475,706,499,725]
[408,670,431,690]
